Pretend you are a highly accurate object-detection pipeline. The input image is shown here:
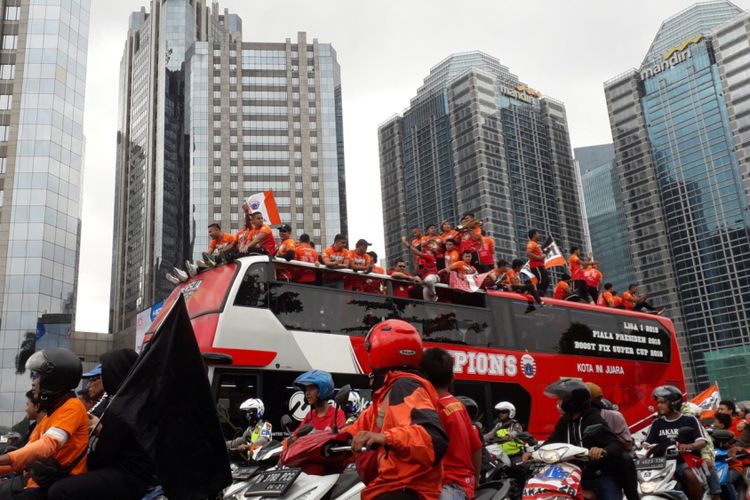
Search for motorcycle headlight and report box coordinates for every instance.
[539,449,561,463]
[640,481,657,494]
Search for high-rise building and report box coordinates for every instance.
[604,0,750,390]
[111,0,346,339]
[379,52,585,270]
[575,144,637,291]
[0,0,90,427]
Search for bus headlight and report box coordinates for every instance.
[640,481,657,494]
[539,450,561,463]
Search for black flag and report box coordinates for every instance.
[108,294,231,499]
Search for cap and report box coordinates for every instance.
[585,382,603,399]
[278,224,292,233]
[82,364,102,379]
[356,239,372,247]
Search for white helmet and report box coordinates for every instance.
[346,391,362,415]
[239,398,265,420]
[494,401,516,419]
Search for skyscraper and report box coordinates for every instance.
[604,0,750,390]
[575,144,637,292]
[0,0,90,427]
[111,1,347,339]
[379,52,585,270]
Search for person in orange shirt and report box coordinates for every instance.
[457,213,482,266]
[439,221,458,244]
[484,259,509,290]
[345,239,373,291]
[507,259,544,308]
[233,213,253,254]
[553,273,573,300]
[342,320,448,500]
[477,231,495,273]
[322,234,350,288]
[0,349,88,496]
[442,238,461,272]
[527,230,550,296]
[599,283,615,307]
[611,290,624,308]
[388,259,421,298]
[568,247,597,304]
[584,264,603,304]
[410,227,424,249]
[362,251,386,295]
[242,212,277,256]
[439,251,477,276]
[422,225,441,255]
[274,224,297,281]
[293,233,319,284]
[621,283,664,314]
[207,223,236,257]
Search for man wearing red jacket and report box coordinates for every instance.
[344,320,448,500]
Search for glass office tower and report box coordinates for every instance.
[604,0,750,390]
[0,0,90,427]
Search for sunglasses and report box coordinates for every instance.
[396,264,406,268]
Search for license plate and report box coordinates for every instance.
[244,468,302,497]
[635,457,666,470]
[232,465,259,481]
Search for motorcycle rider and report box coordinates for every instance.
[342,319,448,500]
[644,385,707,500]
[483,402,525,463]
[0,348,89,498]
[344,391,362,424]
[421,347,482,499]
[535,378,626,499]
[226,398,272,451]
[681,402,722,500]
[293,370,345,433]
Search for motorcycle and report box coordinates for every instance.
[482,431,537,498]
[223,385,364,500]
[711,429,749,500]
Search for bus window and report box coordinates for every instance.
[234,263,269,308]
[506,301,569,354]
[214,372,260,439]
[269,282,394,336]
[488,383,532,432]
[394,298,492,346]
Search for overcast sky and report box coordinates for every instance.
[74,0,750,332]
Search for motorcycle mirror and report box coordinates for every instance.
[335,385,351,408]
[676,426,695,443]
[474,422,484,432]
[297,424,314,437]
[711,429,735,444]
[280,414,294,433]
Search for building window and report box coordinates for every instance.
[5,7,20,21]
[0,65,14,79]
[0,126,9,141]
[2,35,17,50]
[0,95,12,110]
[0,158,5,173]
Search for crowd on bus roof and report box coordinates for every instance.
[168,205,664,315]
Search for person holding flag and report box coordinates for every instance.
[527,230,549,295]
[508,259,545,310]
[569,247,597,304]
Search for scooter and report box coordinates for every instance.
[482,432,536,498]
[223,385,365,500]
[712,429,749,500]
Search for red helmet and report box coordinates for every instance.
[365,319,423,371]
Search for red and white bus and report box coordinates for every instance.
[145,256,685,438]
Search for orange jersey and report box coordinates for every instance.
[506,268,520,286]
[621,291,635,310]
[294,243,319,283]
[584,267,602,287]
[448,261,477,275]
[601,290,614,306]
[421,235,441,254]
[569,254,583,280]
[443,249,461,269]
[343,371,447,500]
[27,397,89,487]
[440,229,458,244]
[323,246,349,266]
[246,224,276,255]
[612,295,623,308]
[277,238,297,256]
[209,233,235,254]
[459,227,482,253]
[234,228,251,251]
[348,250,372,269]
[362,265,386,294]
[553,281,569,300]
[478,236,495,265]
[527,240,544,268]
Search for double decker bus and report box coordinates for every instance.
[146,256,684,438]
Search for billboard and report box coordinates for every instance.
[135,301,164,353]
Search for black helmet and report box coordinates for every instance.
[544,379,591,414]
[457,395,479,421]
[26,348,82,402]
[652,385,683,412]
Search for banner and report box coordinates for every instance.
[245,189,281,225]
[135,301,164,353]
[520,261,538,285]
[449,271,492,293]
[691,383,721,410]
[108,295,232,499]
[542,236,566,268]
